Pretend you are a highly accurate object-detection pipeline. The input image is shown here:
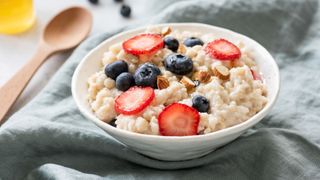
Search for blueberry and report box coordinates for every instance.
[184,37,204,47]
[164,54,193,75]
[88,0,98,4]
[164,36,179,52]
[116,72,135,91]
[134,63,161,88]
[120,4,131,18]
[104,60,128,80]
[192,95,210,113]
[194,80,200,87]
[109,118,117,127]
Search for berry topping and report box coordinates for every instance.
[88,0,98,5]
[251,69,262,81]
[104,60,128,80]
[158,103,200,136]
[192,95,210,113]
[184,37,204,47]
[134,63,161,88]
[120,4,131,18]
[164,54,193,75]
[109,118,117,127]
[115,86,155,115]
[122,34,164,57]
[194,80,200,87]
[163,36,179,52]
[116,72,135,91]
[205,39,241,61]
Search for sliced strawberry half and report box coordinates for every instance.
[251,69,262,81]
[205,38,241,61]
[122,34,164,57]
[115,86,155,115]
[158,103,200,136]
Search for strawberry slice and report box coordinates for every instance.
[158,103,200,136]
[205,38,241,61]
[122,34,164,56]
[251,69,262,81]
[115,86,155,115]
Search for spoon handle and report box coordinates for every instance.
[0,46,52,124]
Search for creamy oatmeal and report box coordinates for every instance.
[87,26,267,136]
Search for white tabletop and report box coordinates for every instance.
[0,0,155,118]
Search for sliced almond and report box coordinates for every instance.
[180,76,195,93]
[193,70,211,83]
[161,26,172,36]
[138,54,151,62]
[178,44,186,54]
[212,65,230,80]
[230,59,244,68]
[157,76,170,90]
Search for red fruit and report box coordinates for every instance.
[158,103,200,136]
[115,86,155,115]
[205,38,241,61]
[122,34,164,56]
[251,69,262,81]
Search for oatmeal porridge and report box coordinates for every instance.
[87,26,267,136]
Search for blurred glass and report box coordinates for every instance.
[0,0,35,34]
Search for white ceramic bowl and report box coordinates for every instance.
[72,23,280,161]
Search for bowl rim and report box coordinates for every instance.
[72,22,280,141]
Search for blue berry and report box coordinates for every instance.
[109,118,117,127]
[134,63,161,88]
[120,4,131,18]
[164,54,193,75]
[192,95,209,113]
[194,80,200,87]
[88,0,98,4]
[164,36,179,52]
[116,72,135,91]
[104,60,128,80]
[184,37,204,47]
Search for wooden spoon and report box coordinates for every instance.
[0,7,92,124]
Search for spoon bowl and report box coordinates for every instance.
[43,7,92,50]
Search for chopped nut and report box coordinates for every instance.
[222,61,233,69]
[230,59,244,68]
[161,26,172,36]
[157,76,170,90]
[138,54,151,62]
[193,70,211,83]
[212,65,230,80]
[178,44,186,54]
[180,76,195,93]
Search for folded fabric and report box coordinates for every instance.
[1,0,320,179]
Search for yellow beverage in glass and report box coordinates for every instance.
[0,0,35,34]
